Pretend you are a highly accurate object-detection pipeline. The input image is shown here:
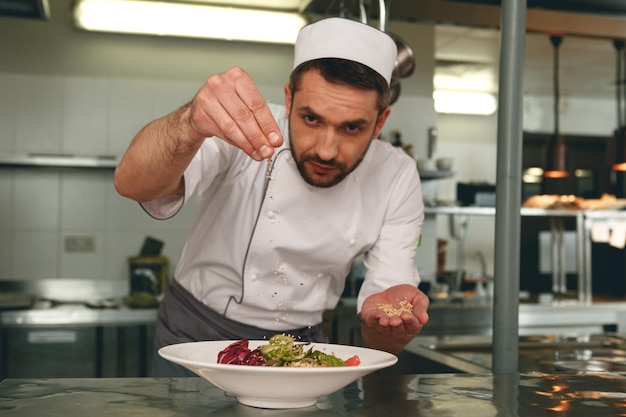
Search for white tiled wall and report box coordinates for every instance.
[0,72,198,285]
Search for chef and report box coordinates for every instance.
[114,17,429,376]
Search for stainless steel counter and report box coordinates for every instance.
[0,305,157,327]
[335,298,626,343]
[405,333,626,374]
[2,374,626,416]
[0,279,158,327]
[0,304,157,380]
[425,300,626,336]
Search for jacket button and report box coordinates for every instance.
[267,211,276,219]
[250,274,258,281]
[349,238,356,245]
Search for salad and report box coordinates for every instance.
[217,334,361,367]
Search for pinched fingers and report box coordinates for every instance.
[201,68,283,161]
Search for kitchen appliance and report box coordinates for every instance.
[0,279,156,379]
[129,236,169,298]
[457,182,496,207]
[1,321,154,379]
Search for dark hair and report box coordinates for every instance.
[289,58,390,114]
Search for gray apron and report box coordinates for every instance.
[151,280,328,377]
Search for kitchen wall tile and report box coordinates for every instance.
[1,75,246,282]
[103,231,157,282]
[151,80,198,118]
[12,231,59,279]
[0,171,13,231]
[258,83,286,106]
[0,73,19,153]
[105,181,196,233]
[0,231,11,279]
[386,95,437,159]
[108,79,156,156]
[106,187,166,232]
[416,214,438,281]
[59,231,106,280]
[154,231,188,268]
[62,76,110,155]
[61,170,110,230]
[103,231,188,285]
[14,74,63,154]
[13,171,60,231]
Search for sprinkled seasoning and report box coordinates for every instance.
[377,299,413,317]
[265,157,275,181]
[264,157,296,329]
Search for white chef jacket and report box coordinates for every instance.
[142,103,424,331]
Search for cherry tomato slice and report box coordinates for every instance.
[344,355,361,366]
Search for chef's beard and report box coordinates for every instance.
[288,125,370,188]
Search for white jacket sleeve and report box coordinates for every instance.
[356,157,425,313]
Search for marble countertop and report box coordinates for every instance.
[2,373,626,416]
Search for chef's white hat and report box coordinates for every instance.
[293,17,397,85]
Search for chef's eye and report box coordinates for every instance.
[344,124,361,134]
[304,115,318,124]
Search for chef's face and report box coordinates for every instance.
[284,70,390,188]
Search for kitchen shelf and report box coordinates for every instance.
[425,205,626,305]
[419,170,455,180]
[0,153,118,169]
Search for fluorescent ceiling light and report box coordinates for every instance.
[73,0,308,44]
[433,90,497,115]
[193,0,309,10]
[434,72,494,92]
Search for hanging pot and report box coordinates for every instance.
[391,32,415,79]
[369,0,412,104]
[389,76,401,105]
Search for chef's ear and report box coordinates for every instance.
[373,106,391,139]
[283,83,292,118]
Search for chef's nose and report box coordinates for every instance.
[316,129,339,161]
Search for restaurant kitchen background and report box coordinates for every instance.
[0,0,624,378]
[1,0,620,290]
[0,0,440,288]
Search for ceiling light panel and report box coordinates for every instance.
[173,0,311,11]
[74,0,308,44]
[434,90,497,115]
[434,61,496,93]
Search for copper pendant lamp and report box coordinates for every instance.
[612,39,626,172]
[544,35,569,178]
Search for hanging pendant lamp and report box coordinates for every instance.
[544,35,569,178]
[612,39,626,172]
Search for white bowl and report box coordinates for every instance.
[159,340,397,409]
[417,158,437,172]
[436,157,453,171]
